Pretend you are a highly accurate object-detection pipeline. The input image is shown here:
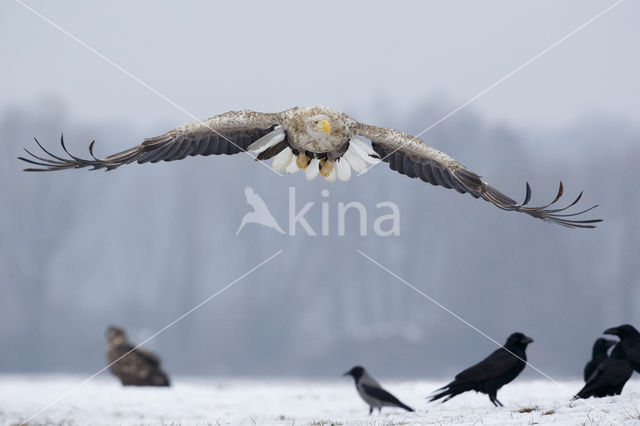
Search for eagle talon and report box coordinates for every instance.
[319,159,334,177]
[296,153,311,170]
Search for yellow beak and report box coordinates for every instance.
[321,119,331,135]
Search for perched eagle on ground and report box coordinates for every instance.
[106,325,170,387]
[20,106,600,228]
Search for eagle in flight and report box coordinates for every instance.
[20,106,600,228]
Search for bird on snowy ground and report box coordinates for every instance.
[106,325,170,387]
[429,332,533,407]
[573,341,632,399]
[604,324,640,373]
[20,106,601,228]
[583,338,616,382]
[343,366,414,415]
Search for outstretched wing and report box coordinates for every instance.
[20,110,283,171]
[351,122,601,228]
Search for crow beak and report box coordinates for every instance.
[522,337,534,344]
[603,327,619,336]
[342,371,351,377]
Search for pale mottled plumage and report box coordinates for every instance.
[20,105,601,228]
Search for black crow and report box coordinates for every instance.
[583,338,616,382]
[573,342,632,399]
[604,324,640,373]
[106,326,170,386]
[430,332,533,407]
[343,366,414,414]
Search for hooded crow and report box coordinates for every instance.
[604,324,640,373]
[583,338,616,382]
[430,332,533,407]
[343,366,414,415]
[573,342,632,399]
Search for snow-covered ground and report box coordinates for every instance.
[1,375,639,425]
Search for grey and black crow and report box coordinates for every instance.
[106,325,170,386]
[430,332,533,407]
[583,338,616,382]
[573,342,632,399]
[604,324,640,373]
[343,366,414,415]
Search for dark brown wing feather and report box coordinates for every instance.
[352,120,601,229]
[107,343,170,386]
[19,110,283,171]
[19,128,276,172]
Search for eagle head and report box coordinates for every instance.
[106,325,127,345]
[307,115,331,136]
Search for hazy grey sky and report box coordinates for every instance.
[2,1,639,378]
[1,1,638,132]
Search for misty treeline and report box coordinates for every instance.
[1,99,638,378]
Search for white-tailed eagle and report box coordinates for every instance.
[20,105,601,228]
[106,325,170,386]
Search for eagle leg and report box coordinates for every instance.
[319,159,334,177]
[296,153,311,169]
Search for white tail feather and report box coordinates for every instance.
[305,158,320,180]
[343,148,367,173]
[272,147,293,172]
[270,138,378,180]
[350,137,380,165]
[285,154,299,174]
[335,158,351,182]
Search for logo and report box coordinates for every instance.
[237,187,400,237]
[236,186,286,235]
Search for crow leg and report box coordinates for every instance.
[369,406,373,415]
[489,393,503,407]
